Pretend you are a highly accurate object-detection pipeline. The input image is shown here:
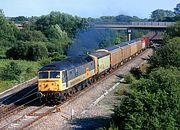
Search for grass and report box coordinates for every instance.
[0,59,40,92]
[0,80,14,92]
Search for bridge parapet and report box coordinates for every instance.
[94,22,175,29]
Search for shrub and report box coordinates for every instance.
[38,57,52,66]
[27,43,48,61]
[149,37,180,68]
[0,61,22,80]
[6,41,48,61]
[124,73,137,84]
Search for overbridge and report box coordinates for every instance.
[94,22,175,41]
[94,22,175,30]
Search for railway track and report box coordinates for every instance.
[0,87,38,123]
[0,48,151,130]
[0,84,37,105]
[0,93,38,122]
[1,104,47,129]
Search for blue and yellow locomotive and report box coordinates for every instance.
[38,56,97,102]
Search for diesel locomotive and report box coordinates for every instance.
[37,36,150,102]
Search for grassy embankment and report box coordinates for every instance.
[0,59,40,92]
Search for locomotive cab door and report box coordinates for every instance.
[62,71,68,90]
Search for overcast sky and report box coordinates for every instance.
[1,0,179,18]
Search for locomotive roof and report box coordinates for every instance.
[90,51,109,58]
[129,38,141,44]
[39,55,93,71]
[105,45,119,51]
[116,42,128,47]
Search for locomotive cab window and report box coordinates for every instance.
[50,72,60,78]
[39,72,48,79]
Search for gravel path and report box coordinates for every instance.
[30,49,153,130]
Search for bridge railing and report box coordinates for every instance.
[95,22,175,26]
[131,22,175,26]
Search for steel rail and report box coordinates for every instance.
[0,92,38,122]
[0,91,37,114]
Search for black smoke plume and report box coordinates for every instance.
[67,28,118,57]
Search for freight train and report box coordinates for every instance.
[37,36,150,102]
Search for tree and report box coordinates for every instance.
[149,37,180,68]
[0,13,19,43]
[47,24,69,43]
[0,62,22,80]
[113,67,180,130]
[115,15,141,22]
[6,41,48,61]
[10,16,28,22]
[46,24,70,54]
[0,9,4,18]
[100,16,116,22]
[151,9,175,21]
[27,43,48,61]
[17,29,48,42]
[174,3,180,15]
[6,41,29,60]
[35,11,88,37]
[166,21,180,37]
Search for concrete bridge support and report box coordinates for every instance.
[127,29,132,41]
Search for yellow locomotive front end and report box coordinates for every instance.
[38,71,64,102]
[38,71,62,92]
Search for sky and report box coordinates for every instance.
[0,0,179,18]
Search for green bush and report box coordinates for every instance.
[113,67,180,130]
[6,41,48,61]
[113,89,178,130]
[38,57,52,66]
[124,74,137,84]
[99,123,118,130]
[0,61,22,81]
[130,67,142,79]
[149,37,180,68]
[6,41,29,60]
[0,59,40,91]
[27,43,48,61]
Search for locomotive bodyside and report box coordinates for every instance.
[66,60,95,88]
